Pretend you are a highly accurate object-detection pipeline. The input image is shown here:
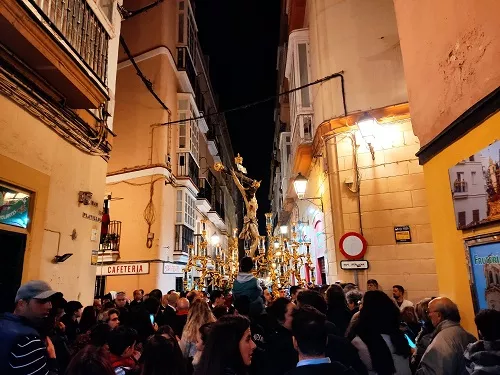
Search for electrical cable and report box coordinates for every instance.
[153,71,345,128]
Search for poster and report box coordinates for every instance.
[449,140,500,230]
[469,241,500,311]
[0,185,30,229]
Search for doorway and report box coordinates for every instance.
[0,229,27,313]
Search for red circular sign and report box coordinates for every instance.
[339,232,367,260]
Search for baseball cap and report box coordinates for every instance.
[15,280,62,302]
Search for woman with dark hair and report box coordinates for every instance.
[325,284,352,336]
[65,345,115,375]
[192,323,213,370]
[351,290,411,375]
[194,315,256,375]
[141,334,187,375]
[79,306,98,334]
[400,306,420,343]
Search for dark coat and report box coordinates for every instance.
[327,307,352,337]
[326,334,368,375]
[286,362,357,375]
[263,324,297,375]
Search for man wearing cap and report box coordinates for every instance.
[0,280,61,375]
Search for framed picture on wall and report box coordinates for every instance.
[449,140,500,230]
[465,233,500,313]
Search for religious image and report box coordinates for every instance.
[449,140,500,229]
[469,241,500,311]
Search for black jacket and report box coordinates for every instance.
[326,334,368,375]
[326,307,352,337]
[263,324,297,375]
[286,362,357,375]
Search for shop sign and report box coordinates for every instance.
[96,262,150,276]
[394,226,411,243]
[0,184,30,229]
[340,260,369,270]
[163,263,184,274]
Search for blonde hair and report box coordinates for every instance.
[181,299,215,342]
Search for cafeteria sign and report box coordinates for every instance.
[96,262,150,276]
[394,225,411,243]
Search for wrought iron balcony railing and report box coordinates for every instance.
[31,0,109,84]
[177,152,200,188]
[198,177,212,202]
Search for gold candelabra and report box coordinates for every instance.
[183,220,239,291]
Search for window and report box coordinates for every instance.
[177,0,197,61]
[298,43,310,107]
[0,183,31,229]
[471,171,477,185]
[175,224,194,253]
[175,277,184,292]
[457,172,464,181]
[473,209,480,223]
[458,211,466,228]
[176,189,196,229]
[177,97,200,164]
[179,114,187,149]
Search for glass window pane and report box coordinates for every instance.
[0,184,31,229]
[298,43,310,107]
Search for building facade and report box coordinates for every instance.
[0,0,123,311]
[270,0,438,302]
[101,0,239,295]
[393,0,500,332]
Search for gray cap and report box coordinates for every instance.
[15,280,61,302]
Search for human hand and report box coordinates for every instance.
[153,323,158,332]
[45,337,56,359]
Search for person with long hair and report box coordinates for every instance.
[192,323,213,371]
[351,290,411,375]
[179,299,216,359]
[411,298,435,372]
[194,315,256,375]
[79,306,98,334]
[141,334,187,375]
[325,284,352,336]
[65,345,115,375]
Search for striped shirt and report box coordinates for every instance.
[8,334,52,375]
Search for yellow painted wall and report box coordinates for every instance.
[0,94,108,305]
[423,111,500,334]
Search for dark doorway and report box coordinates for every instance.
[0,229,27,313]
[318,257,326,286]
[94,276,106,298]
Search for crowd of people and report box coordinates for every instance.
[1,259,500,375]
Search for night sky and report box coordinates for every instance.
[194,1,281,230]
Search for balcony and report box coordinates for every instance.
[176,46,196,93]
[177,152,200,193]
[196,177,212,213]
[95,220,121,263]
[0,0,110,108]
[453,180,468,198]
[291,114,313,175]
[174,224,193,262]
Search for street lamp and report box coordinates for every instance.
[280,225,288,235]
[292,173,324,211]
[211,233,220,246]
[293,172,308,199]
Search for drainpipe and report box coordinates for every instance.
[323,134,345,284]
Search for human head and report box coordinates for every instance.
[149,289,163,302]
[292,306,328,357]
[212,305,229,319]
[401,306,417,324]
[93,297,102,311]
[182,299,216,342]
[415,297,434,323]
[65,345,114,375]
[107,326,138,357]
[141,334,186,375]
[346,290,363,311]
[475,309,500,341]
[210,290,225,307]
[14,280,61,323]
[176,297,190,313]
[427,297,461,327]
[196,322,213,352]
[115,292,127,308]
[367,279,379,291]
[167,292,179,307]
[343,283,357,293]
[240,256,254,273]
[65,300,83,319]
[262,287,273,303]
[393,285,405,300]
[133,289,144,302]
[278,288,287,298]
[326,284,348,309]
[267,297,294,330]
[289,286,302,301]
[98,308,120,329]
[144,296,161,315]
[197,315,256,374]
[296,289,327,314]
[80,305,98,332]
[319,284,329,297]
[90,322,111,347]
[186,290,198,305]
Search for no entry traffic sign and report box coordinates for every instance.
[339,232,367,260]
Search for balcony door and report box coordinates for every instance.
[0,229,27,313]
